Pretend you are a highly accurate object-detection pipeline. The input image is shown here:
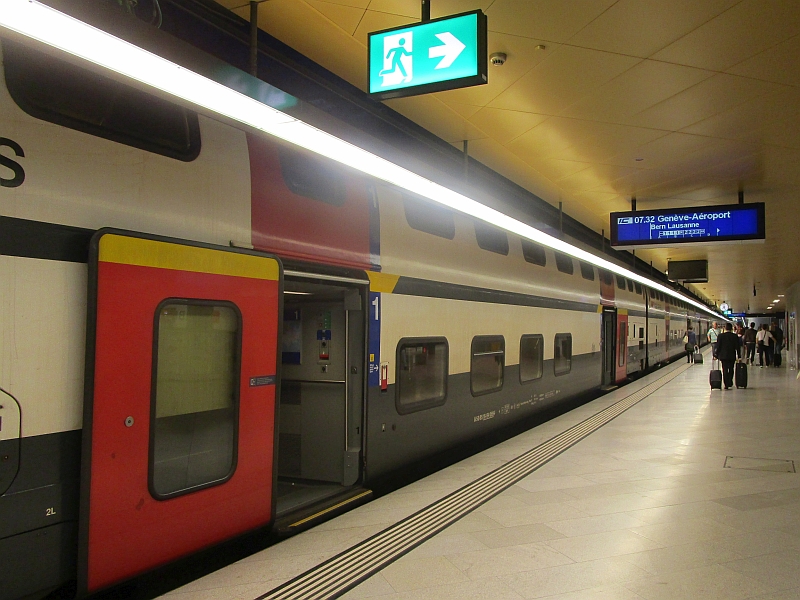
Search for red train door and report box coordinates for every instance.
[79,231,281,595]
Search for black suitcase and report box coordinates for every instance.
[710,359,722,389]
[694,351,703,364]
[774,351,782,367]
[735,361,747,388]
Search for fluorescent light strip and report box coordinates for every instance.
[1,0,721,319]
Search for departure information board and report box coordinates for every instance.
[610,203,765,247]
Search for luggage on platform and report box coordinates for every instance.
[693,346,703,364]
[709,359,722,390]
[774,351,782,367]
[735,360,748,389]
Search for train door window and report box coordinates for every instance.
[634,282,642,295]
[474,222,509,255]
[403,194,456,239]
[618,323,626,366]
[396,338,448,414]
[471,336,505,395]
[519,334,544,383]
[3,40,201,161]
[627,279,634,293]
[555,252,574,275]
[616,275,626,290]
[599,269,613,286]
[554,333,572,376]
[279,148,347,206]
[150,301,241,499]
[579,261,595,281]
[521,240,546,266]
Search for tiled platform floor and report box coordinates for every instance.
[163,356,800,600]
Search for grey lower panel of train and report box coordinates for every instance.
[366,353,601,479]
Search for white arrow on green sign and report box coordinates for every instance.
[368,10,487,100]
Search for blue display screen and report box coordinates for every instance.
[611,203,764,247]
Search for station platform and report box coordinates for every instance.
[162,355,800,600]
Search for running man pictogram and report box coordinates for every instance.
[379,33,413,86]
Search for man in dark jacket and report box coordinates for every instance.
[716,322,741,390]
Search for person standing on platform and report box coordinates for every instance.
[716,323,741,389]
[744,322,757,365]
[756,324,774,367]
[684,326,698,363]
[708,322,720,357]
[771,321,784,367]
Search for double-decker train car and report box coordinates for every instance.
[0,21,717,600]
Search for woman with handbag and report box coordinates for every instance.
[684,326,698,363]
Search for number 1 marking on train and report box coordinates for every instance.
[372,296,379,321]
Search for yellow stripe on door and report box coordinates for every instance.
[98,234,279,280]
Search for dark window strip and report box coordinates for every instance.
[0,216,93,263]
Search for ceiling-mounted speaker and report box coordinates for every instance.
[667,260,708,283]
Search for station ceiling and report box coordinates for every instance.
[215,0,800,314]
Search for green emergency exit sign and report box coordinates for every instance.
[368,10,487,100]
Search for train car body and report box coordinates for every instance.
[0,31,713,600]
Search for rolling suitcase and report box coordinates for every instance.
[693,346,703,364]
[735,360,747,388]
[709,358,722,390]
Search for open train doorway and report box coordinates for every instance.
[602,308,617,387]
[276,273,367,519]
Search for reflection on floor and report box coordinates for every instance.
[276,479,345,516]
[162,356,800,600]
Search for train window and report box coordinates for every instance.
[639,327,645,338]
[616,275,626,290]
[150,301,241,499]
[521,240,547,266]
[396,338,448,414]
[474,222,509,255]
[519,334,544,383]
[634,282,642,295]
[554,333,572,376]
[627,279,634,293]
[471,336,505,395]
[618,323,626,367]
[403,194,456,239]
[3,41,201,162]
[579,261,595,281]
[599,269,614,286]
[279,148,347,207]
[555,252,574,275]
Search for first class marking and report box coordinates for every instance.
[366,271,400,293]
[98,234,280,280]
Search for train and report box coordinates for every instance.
[0,9,719,600]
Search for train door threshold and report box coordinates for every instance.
[274,487,373,536]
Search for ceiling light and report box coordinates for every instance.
[0,0,726,321]
[634,158,644,162]
[778,294,785,297]
[284,291,312,295]
[773,299,780,303]
[535,44,546,50]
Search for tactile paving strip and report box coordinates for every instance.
[256,360,694,600]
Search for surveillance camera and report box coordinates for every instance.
[490,52,507,66]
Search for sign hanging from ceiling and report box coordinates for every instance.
[610,203,765,248]
[368,10,488,100]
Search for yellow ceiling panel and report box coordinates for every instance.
[306,0,365,35]
[446,103,484,120]
[364,0,419,18]
[233,0,368,87]
[353,10,417,45]
[384,96,486,143]
[610,132,717,169]
[310,0,371,8]
[625,73,788,132]
[488,46,640,114]
[652,0,800,71]
[436,33,557,108]
[568,0,739,58]
[485,0,616,43]
[562,59,713,123]
[467,107,548,145]
[527,159,593,184]
[727,34,800,86]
